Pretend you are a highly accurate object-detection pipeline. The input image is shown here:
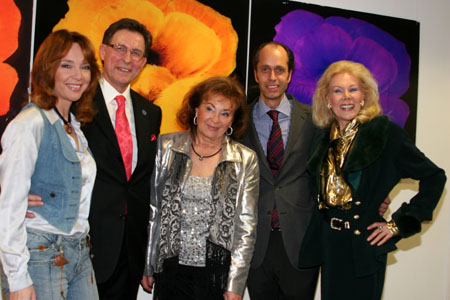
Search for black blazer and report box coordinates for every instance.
[300,116,446,276]
[242,95,316,269]
[82,87,161,283]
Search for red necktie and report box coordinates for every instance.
[267,110,284,229]
[115,95,133,181]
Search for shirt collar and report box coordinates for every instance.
[43,108,80,129]
[255,94,291,118]
[99,75,132,106]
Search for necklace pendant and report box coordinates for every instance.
[53,107,72,135]
[191,143,221,161]
[65,124,73,134]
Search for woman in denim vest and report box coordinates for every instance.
[0,30,100,300]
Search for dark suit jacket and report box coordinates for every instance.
[82,87,161,283]
[242,95,316,269]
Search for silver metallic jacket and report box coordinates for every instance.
[144,131,259,295]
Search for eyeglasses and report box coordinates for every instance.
[106,43,145,61]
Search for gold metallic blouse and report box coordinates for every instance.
[320,119,360,210]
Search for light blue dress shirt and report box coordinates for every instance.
[252,94,292,156]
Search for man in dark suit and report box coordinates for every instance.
[242,42,319,300]
[82,19,162,300]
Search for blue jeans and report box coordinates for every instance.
[2,229,99,299]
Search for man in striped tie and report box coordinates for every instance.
[243,41,319,300]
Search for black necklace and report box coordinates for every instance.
[53,107,73,134]
[191,143,222,161]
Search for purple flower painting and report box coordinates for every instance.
[274,9,411,127]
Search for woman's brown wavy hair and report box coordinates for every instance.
[31,29,100,123]
[177,76,248,141]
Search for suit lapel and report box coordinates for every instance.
[130,91,147,173]
[247,100,273,182]
[272,98,310,180]
[283,100,307,161]
[93,88,122,153]
[90,88,129,182]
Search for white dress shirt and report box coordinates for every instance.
[0,106,96,292]
[99,76,138,172]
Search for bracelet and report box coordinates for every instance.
[386,220,399,236]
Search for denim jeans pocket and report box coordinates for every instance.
[27,230,60,265]
[28,246,60,265]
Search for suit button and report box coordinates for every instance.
[274,185,280,190]
[266,210,271,215]
[354,230,361,235]
[119,214,126,219]
[50,192,56,197]
[353,215,360,219]
[355,201,361,206]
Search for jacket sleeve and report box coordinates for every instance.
[0,107,43,291]
[390,124,446,239]
[144,135,164,276]
[227,150,259,295]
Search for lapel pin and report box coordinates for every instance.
[151,134,157,141]
[142,109,147,116]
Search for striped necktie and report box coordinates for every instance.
[267,110,284,229]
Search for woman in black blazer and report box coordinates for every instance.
[300,60,446,300]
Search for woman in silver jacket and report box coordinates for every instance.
[143,76,259,300]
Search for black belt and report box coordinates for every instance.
[321,210,351,231]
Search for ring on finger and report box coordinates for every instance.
[378,225,383,232]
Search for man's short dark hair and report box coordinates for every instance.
[252,41,295,72]
[102,18,152,57]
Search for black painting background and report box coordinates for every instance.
[249,0,419,141]
[1,0,418,142]
[0,0,33,145]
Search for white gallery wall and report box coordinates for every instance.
[145,0,450,299]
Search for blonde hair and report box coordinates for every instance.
[312,60,382,128]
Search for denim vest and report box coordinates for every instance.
[27,104,82,233]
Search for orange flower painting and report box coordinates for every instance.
[54,0,239,133]
[0,0,21,116]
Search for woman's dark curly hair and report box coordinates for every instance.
[177,76,248,140]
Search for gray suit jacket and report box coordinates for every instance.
[242,94,316,269]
